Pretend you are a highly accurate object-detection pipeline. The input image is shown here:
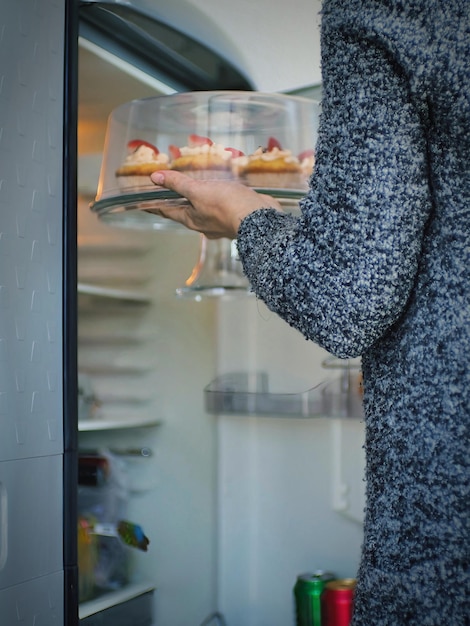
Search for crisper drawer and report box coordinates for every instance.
[80,588,154,626]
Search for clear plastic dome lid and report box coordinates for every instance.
[90,91,320,230]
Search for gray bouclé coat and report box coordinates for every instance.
[237,0,469,623]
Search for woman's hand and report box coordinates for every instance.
[150,170,282,239]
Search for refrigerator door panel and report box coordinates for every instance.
[0,0,65,461]
[0,571,64,625]
[0,403,64,462]
[0,456,63,589]
[0,0,76,623]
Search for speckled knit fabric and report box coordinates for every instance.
[237,0,469,623]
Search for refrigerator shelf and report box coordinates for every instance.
[78,364,151,376]
[79,580,155,620]
[79,414,162,432]
[204,372,364,419]
[78,283,152,304]
[204,372,324,417]
[77,237,152,257]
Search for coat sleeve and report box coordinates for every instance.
[236,28,432,358]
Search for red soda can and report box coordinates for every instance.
[321,578,356,626]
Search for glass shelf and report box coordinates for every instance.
[78,282,152,304]
[79,414,162,432]
[77,238,151,256]
[321,356,363,419]
[322,378,364,419]
[204,371,364,419]
[79,580,155,619]
[78,364,151,376]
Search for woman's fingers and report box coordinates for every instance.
[150,170,197,198]
[149,170,282,239]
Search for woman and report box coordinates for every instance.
[151,0,469,623]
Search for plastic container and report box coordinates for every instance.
[204,371,326,417]
[77,451,131,599]
[90,91,320,230]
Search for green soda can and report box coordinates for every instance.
[294,571,336,626]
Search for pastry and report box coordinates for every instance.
[116,139,170,190]
[232,136,304,189]
[298,148,316,186]
[169,134,242,180]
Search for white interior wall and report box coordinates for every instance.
[215,298,365,626]
[77,198,219,626]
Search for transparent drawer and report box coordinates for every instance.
[204,372,326,418]
[204,364,364,419]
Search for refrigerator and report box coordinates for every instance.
[0,1,365,625]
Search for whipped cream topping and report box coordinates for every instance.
[124,145,169,166]
[233,146,299,167]
[178,143,233,161]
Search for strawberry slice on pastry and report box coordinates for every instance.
[127,139,159,155]
[188,134,213,147]
[266,136,282,151]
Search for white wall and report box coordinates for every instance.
[77,193,219,625]
[215,298,365,626]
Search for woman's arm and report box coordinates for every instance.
[237,31,432,357]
